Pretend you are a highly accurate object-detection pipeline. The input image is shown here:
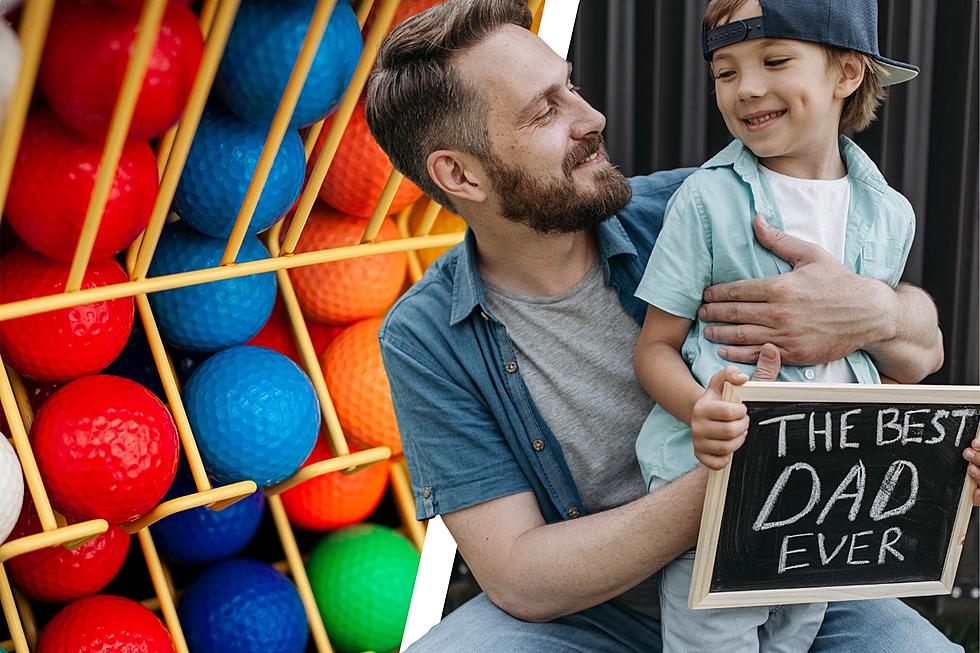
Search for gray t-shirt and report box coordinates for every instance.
[484,262,661,617]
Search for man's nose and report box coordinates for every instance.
[570,94,606,139]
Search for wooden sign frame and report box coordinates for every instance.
[690,382,980,609]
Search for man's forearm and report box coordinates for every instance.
[483,469,706,622]
[864,282,944,383]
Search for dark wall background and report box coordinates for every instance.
[568,0,979,387]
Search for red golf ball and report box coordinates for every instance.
[31,375,179,524]
[0,247,134,382]
[39,0,203,140]
[6,110,158,261]
[37,595,175,653]
[247,299,342,367]
[7,496,130,603]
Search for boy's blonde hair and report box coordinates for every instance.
[705,0,886,133]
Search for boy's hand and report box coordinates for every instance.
[692,345,781,470]
[963,438,980,506]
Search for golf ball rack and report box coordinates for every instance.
[0,0,548,650]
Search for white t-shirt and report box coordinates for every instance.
[760,165,857,384]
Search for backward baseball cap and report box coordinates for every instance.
[701,0,919,87]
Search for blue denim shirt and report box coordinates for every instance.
[378,169,695,523]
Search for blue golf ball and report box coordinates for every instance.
[179,558,308,653]
[150,467,265,565]
[215,0,362,128]
[147,222,277,352]
[183,346,320,487]
[173,102,305,238]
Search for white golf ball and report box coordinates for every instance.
[0,18,22,130]
[0,435,24,543]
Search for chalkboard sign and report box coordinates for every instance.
[690,382,980,609]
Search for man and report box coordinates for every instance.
[365,0,977,649]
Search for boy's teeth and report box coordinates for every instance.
[746,111,782,125]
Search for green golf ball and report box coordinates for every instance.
[307,524,420,653]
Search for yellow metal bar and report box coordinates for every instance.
[303,119,326,160]
[133,294,214,493]
[198,0,221,35]
[390,459,425,549]
[0,362,57,532]
[220,0,339,265]
[122,480,256,533]
[0,565,28,653]
[65,0,168,292]
[7,370,34,433]
[280,0,401,255]
[0,520,108,564]
[416,198,443,236]
[11,587,36,651]
[396,203,425,283]
[529,0,545,30]
[265,223,350,457]
[359,169,403,243]
[0,233,463,322]
[138,530,190,653]
[263,447,390,496]
[0,0,55,221]
[268,495,335,653]
[132,0,242,281]
[355,0,376,28]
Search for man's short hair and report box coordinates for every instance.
[704,0,886,134]
[365,0,532,211]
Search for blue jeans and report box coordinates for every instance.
[405,593,963,652]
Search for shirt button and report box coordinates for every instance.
[568,507,580,518]
[480,311,489,321]
[505,361,518,373]
[531,439,545,452]
[422,487,432,498]
[804,369,815,380]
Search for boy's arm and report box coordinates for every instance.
[634,305,703,424]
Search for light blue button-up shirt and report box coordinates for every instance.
[633,137,915,486]
[379,169,695,522]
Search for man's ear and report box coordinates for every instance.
[427,150,487,205]
[835,52,865,99]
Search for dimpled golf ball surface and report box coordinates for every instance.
[315,97,422,217]
[151,467,265,564]
[31,375,179,524]
[0,247,134,382]
[8,497,130,603]
[183,346,319,486]
[173,103,305,238]
[0,436,23,543]
[178,558,307,653]
[147,222,276,351]
[39,0,202,140]
[322,318,402,455]
[288,206,406,324]
[307,524,420,653]
[280,438,389,531]
[37,595,175,653]
[7,110,158,261]
[215,0,361,128]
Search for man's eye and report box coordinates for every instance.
[765,58,790,67]
[537,106,556,121]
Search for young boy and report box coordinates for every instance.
[633,0,926,650]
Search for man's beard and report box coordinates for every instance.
[482,134,632,234]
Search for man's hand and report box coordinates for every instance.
[692,344,781,470]
[697,215,898,367]
[963,437,980,506]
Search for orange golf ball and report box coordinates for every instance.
[321,318,401,455]
[314,97,422,217]
[287,204,406,325]
[407,201,467,269]
[281,437,390,531]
